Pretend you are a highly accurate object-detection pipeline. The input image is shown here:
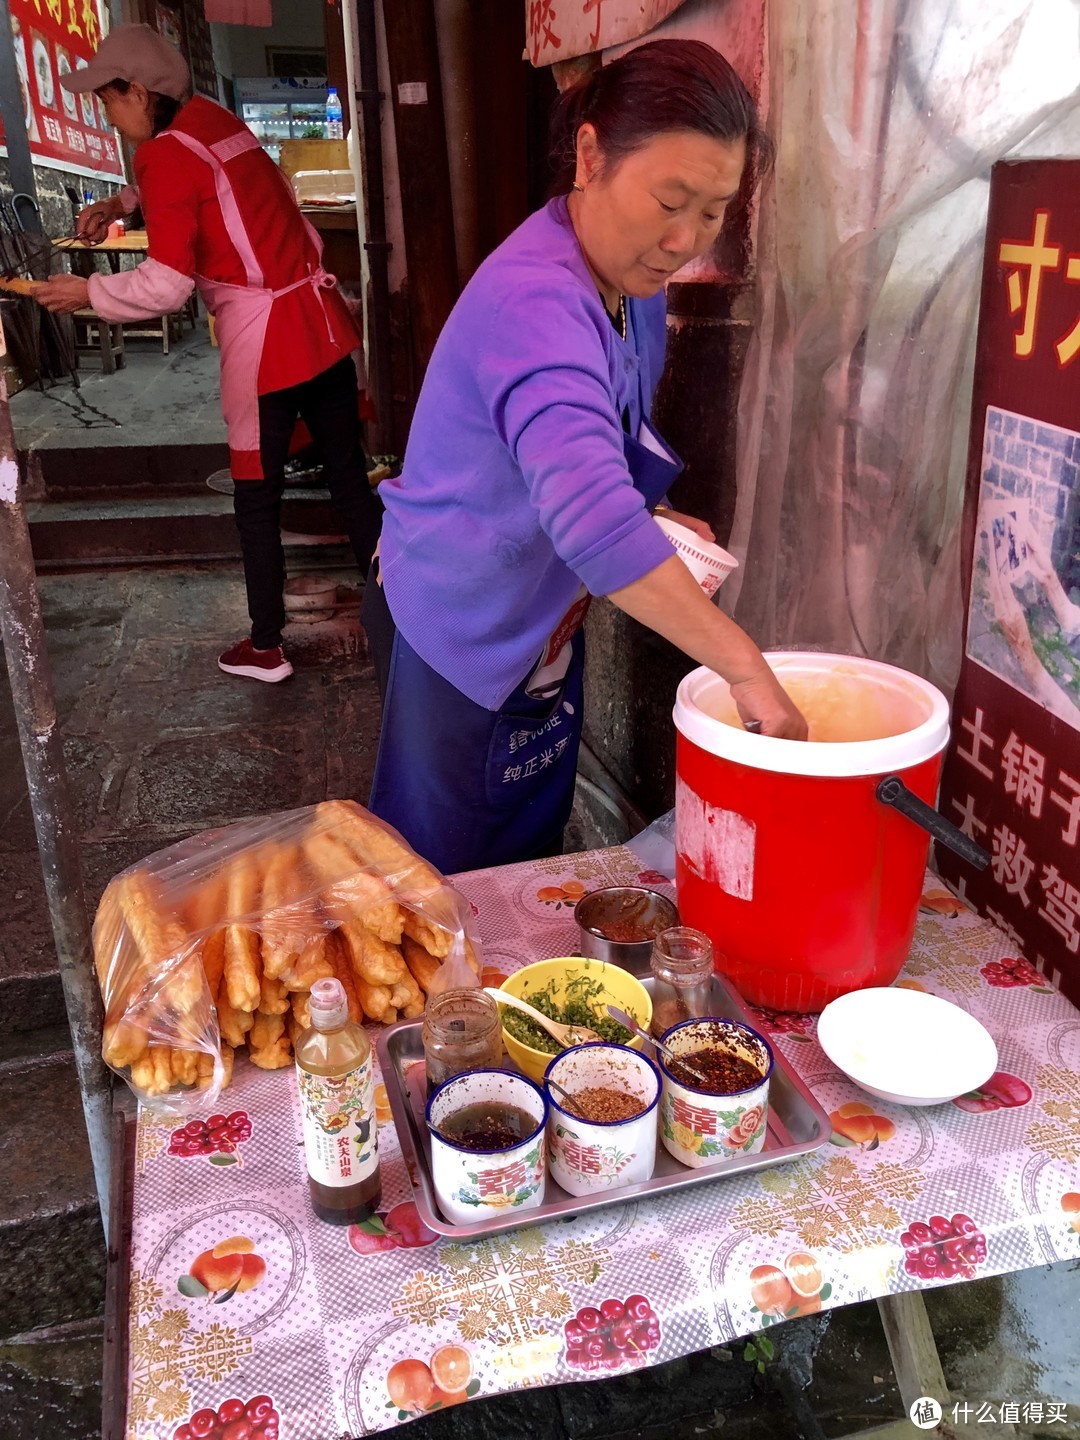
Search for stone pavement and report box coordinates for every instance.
[0,563,1077,1439]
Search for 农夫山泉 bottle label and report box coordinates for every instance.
[297,1058,378,1187]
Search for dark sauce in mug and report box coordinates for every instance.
[668,1048,762,1095]
[439,1102,535,1151]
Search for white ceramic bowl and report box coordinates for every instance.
[817,986,998,1106]
[426,1068,547,1224]
[657,1018,773,1168]
[544,1043,661,1196]
[654,515,739,598]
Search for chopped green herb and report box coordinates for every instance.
[501,972,636,1054]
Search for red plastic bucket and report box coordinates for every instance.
[673,653,951,1013]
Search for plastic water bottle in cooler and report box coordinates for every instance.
[325,88,343,139]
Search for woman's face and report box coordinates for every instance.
[569,126,747,308]
[98,82,155,144]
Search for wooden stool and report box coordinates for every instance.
[72,308,125,374]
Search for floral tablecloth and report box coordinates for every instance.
[125,848,1080,1440]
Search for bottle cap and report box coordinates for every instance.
[309,976,349,1031]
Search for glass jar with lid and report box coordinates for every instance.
[421,987,503,1088]
[649,927,714,1038]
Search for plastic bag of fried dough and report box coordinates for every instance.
[93,799,483,1112]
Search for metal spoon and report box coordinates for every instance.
[484,987,602,1047]
[605,1003,713,1088]
[545,1074,585,1117]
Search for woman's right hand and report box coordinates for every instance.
[729,668,808,740]
[75,196,122,244]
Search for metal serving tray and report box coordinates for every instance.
[375,973,831,1239]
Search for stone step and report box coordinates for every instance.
[25,491,355,569]
[26,437,229,497]
[0,1052,105,1337]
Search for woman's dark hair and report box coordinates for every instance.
[103,77,186,136]
[548,39,773,197]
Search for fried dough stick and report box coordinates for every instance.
[301,824,404,944]
[222,854,263,1013]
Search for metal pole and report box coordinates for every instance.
[0,343,111,1240]
[354,0,395,455]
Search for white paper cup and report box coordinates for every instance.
[426,1068,548,1224]
[655,515,739,598]
[544,1043,661,1196]
[657,1018,773,1168]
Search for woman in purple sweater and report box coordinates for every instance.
[365,39,806,873]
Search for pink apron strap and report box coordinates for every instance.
[167,129,265,288]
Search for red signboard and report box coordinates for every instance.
[2,0,125,180]
[938,159,1080,1007]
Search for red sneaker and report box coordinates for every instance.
[217,639,293,682]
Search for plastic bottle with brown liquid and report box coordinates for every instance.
[295,977,381,1224]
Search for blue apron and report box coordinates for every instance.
[366,405,683,876]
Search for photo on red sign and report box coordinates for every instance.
[966,406,1080,728]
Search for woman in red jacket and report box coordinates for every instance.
[36,24,381,684]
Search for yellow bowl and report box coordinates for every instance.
[499,956,653,1083]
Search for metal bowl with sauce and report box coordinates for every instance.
[574,885,680,976]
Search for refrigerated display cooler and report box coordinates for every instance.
[234,76,328,163]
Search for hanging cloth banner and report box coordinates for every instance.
[525,0,687,67]
[1,0,125,181]
[203,0,271,27]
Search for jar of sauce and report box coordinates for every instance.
[650,927,714,1038]
[422,987,503,1088]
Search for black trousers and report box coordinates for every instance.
[232,357,382,649]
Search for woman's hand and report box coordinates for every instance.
[730,669,808,740]
[75,195,122,244]
[655,508,715,543]
[34,275,91,313]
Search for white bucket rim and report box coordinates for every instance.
[673,652,951,778]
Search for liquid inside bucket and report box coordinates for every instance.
[698,664,931,744]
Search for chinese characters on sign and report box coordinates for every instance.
[938,160,1080,1007]
[1000,210,1080,366]
[2,0,125,180]
[951,708,1080,955]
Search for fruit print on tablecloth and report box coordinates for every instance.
[747,1249,832,1326]
[170,1393,279,1440]
[141,1202,306,1341]
[828,1103,897,1150]
[952,1071,1033,1114]
[982,955,1057,992]
[383,1342,481,1422]
[562,1293,661,1374]
[168,1113,254,1166]
[899,1212,988,1283]
[347,1200,437,1256]
[177,1234,267,1305]
[748,1006,815,1044]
